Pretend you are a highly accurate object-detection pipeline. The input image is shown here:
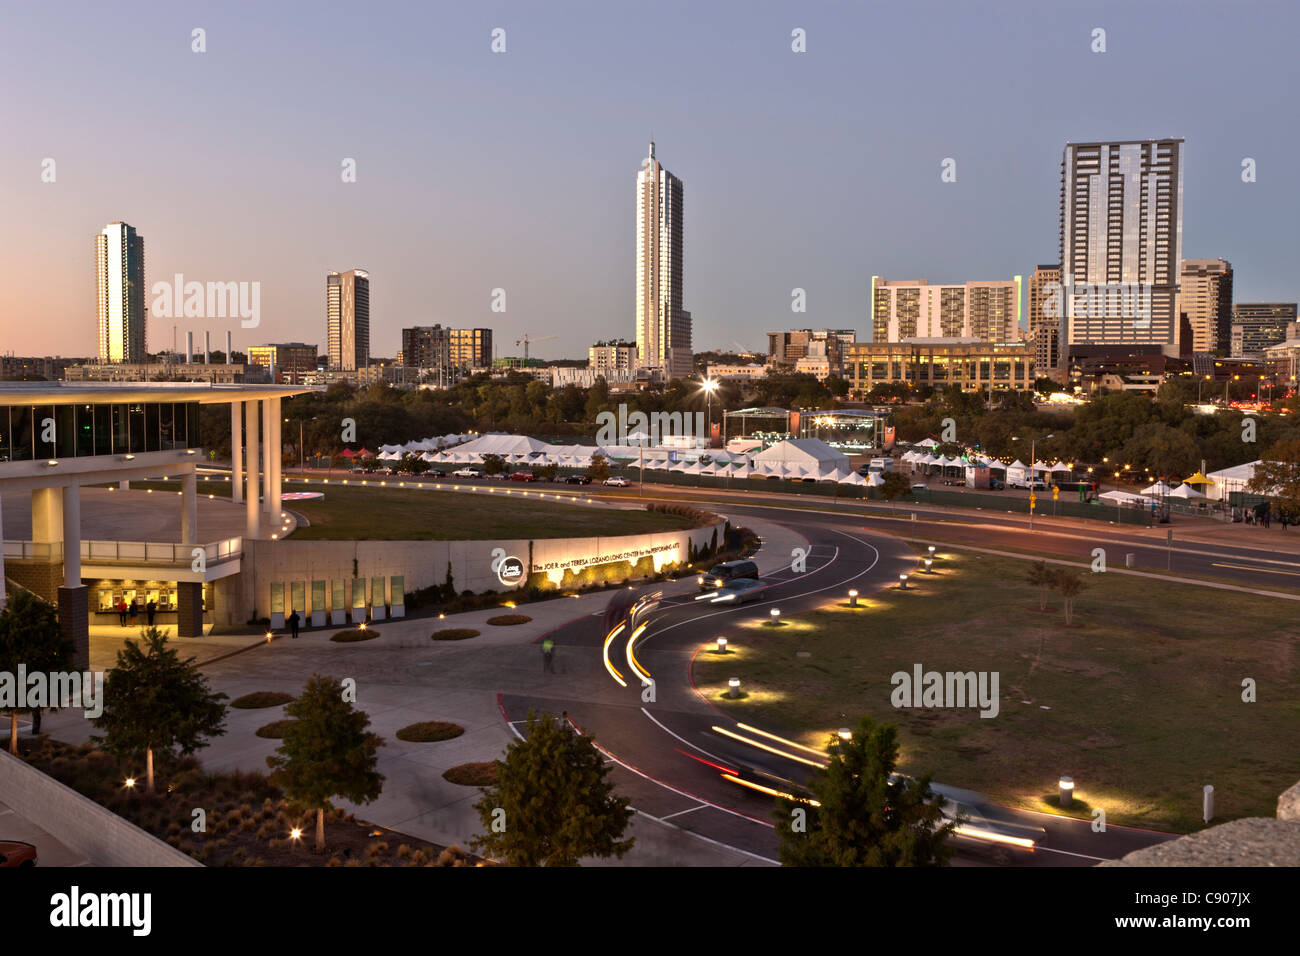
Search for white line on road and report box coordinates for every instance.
[660,804,707,821]
[640,706,735,767]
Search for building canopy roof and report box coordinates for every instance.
[0,381,312,405]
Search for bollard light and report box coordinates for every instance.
[290,827,303,841]
[728,678,741,698]
[928,545,936,556]
[265,631,273,641]
[359,621,367,631]
[124,777,136,789]
[899,573,909,589]
[438,612,445,620]
[1059,776,1074,807]
[716,637,728,653]
[924,558,933,572]
[848,589,859,606]
[838,728,852,741]
[770,608,781,621]
[1203,784,1214,822]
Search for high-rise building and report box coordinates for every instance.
[1231,303,1299,358]
[327,270,370,370]
[869,278,1021,343]
[1179,259,1234,356]
[636,141,692,380]
[1059,139,1185,353]
[1027,264,1063,377]
[96,222,146,363]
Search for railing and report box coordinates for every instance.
[3,537,243,565]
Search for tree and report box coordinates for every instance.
[877,471,913,510]
[774,716,954,866]
[1248,440,1300,517]
[586,453,611,483]
[267,674,384,852]
[1026,560,1054,611]
[471,711,633,866]
[482,453,506,476]
[1052,568,1085,625]
[0,590,73,753]
[92,628,227,791]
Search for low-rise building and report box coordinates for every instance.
[245,343,318,384]
[63,362,252,384]
[845,338,1033,393]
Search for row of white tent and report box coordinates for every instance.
[376,434,477,457]
[902,449,1075,476]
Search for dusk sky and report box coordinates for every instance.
[2,0,1297,361]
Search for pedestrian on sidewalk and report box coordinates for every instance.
[542,637,555,673]
[146,598,157,626]
[117,598,127,626]
[288,609,300,639]
[128,600,139,626]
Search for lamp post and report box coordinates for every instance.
[1012,433,1053,531]
[701,378,718,445]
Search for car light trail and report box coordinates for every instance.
[720,773,820,806]
[711,725,828,769]
[625,621,651,682]
[602,622,628,687]
[951,823,1037,849]
[735,722,830,759]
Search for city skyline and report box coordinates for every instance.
[3,2,1298,361]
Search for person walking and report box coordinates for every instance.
[288,609,301,640]
[146,598,157,626]
[117,598,128,627]
[541,637,555,673]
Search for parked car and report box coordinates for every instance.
[374,466,394,476]
[604,476,630,487]
[451,468,482,479]
[564,475,592,485]
[485,471,508,480]
[0,841,37,867]
[508,471,537,482]
[988,477,1004,490]
[698,559,760,591]
[427,469,446,478]
[911,482,929,492]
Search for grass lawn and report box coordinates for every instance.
[140,479,697,540]
[693,551,1300,832]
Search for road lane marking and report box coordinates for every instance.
[660,804,707,821]
[1212,562,1300,576]
[640,707,736,767]
[1032,844,1111,862]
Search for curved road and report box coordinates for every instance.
[501,503,1181,866]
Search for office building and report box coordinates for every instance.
[1179,259,1234,356]
[1059,139,1185,352]
[246,343,318,384]
[636,141,693,379]
[1231,303,1300,358]
[767,329,856,373]
[1027,264,1063,377]
[400,326,492,370]
[845,338,1033,393]
[869,278,1021,343]
[96,222,147,364]
[589,341,639,377]
[327,270,370,370]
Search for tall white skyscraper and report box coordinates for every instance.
[1059,139,1184,354]
[96,222,146,363]
[636,140,692,379]
[327,269,370,370]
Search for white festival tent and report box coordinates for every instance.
[1202,460,1263,501]
[1099,490,1146,505]
[1168,483,1205,499]
[749,438,851,477]
[1141,481,1174,497]
[1004,459,1029,484]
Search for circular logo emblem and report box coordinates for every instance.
[496,556,525,587]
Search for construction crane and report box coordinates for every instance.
[516,333,558,361]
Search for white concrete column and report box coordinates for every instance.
[270,397,282,523]
[31,488,62,547]
[262,398,275,517]
[0,490,6,611]
[62,485,81,589]
[231,401,244,504]
[181,470,198,545]
[245,399,260,539]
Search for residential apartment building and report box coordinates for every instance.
[1179,259,1234,355]
[245,343,318,384]
[635,140,693,379]
[1059,139,1185,352]
[589,341,639,377]
[96,222,147,364]
[766,329,856,373]
[401,326,493,370]
[869,278,1021,344]
[1027,264,1063,377]
[326,270,370,370]
[845,338,1033,393]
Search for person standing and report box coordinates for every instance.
[541,637,555,673]
[128,600,139,626]
[117,598,128,627]
[288,609,301,640]
[146,598,157,626]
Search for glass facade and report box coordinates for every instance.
[0,401,201,462]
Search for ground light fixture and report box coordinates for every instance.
[928,545,935,556]
[848,589,859,606]
[728,678,741,698]
[124,777,136,789]
[838,728,852,741]
[924,558,933,572]
[716,637,728,653]
[1059,776,1074,807]
[265,631,272,642]
[899,573,909,589]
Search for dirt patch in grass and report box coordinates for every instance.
[395,721,465,742]
[443,762,499,787]
[431,628,480,641]
[231,692,295,709]
[331,628,379,642]
[255,719,299,739]
[486,614,531,626]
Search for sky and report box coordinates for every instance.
[2,0,1297,362]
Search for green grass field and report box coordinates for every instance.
[138,479,697,540]
[693,551,1300,831]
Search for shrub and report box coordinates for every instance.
[331,627,380,642]
[395,721,464,742]
[430,628,480,641]
[485,614,531,626]
[255,719,299,739]
[231,692,295,709]
[443,762,499,787]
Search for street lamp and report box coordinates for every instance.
[1011,433,1053,531]
[701,378,718,443]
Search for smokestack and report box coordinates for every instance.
[204,331,210,365]
[226,331,233,364]
[185,331,193,364]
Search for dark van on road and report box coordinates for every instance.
[698,559,760,591]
